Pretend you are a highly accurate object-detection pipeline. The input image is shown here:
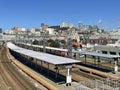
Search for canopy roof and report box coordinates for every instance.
[7,42,80,65]
[73,51,120,59]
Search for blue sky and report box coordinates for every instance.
[0,0,120,31]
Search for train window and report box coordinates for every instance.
[110,52,116,55]
[102,51,107,54]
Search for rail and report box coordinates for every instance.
[73,64,119,80]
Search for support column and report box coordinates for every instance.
[93,56,96,65]
[114,58,118,73]
[41,61,43,71]
[55,66,58,79]
[35,59,37,69]
[37,47,38,51]
[47,63,49,74]
[97,57,100,67]
[66,65,72,86]
[74,53,77,59]
[85,55,86,63]
[27,56,29,63]
[24,55,26,63]
[65,52,67,57]
[36,47,37,51]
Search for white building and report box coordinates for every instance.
[69,24,74,28]
[5,30,15,34]
[60,22,68,28]
[18,28,26,31]
[46,28,54,35]
[2,34,16,40]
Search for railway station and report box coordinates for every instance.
[5,42,120,89]
[16,42,120,73]
[7,42,81,86]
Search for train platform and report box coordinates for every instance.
[9,57,84,90]
[7,48,79,90]
[7,42,82,89]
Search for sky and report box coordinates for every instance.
[0,0,120,31]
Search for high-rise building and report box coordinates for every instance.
[40,23,48,31]
[41,23,44,27]
[42,25,48,31]
[12,26,19,32]
[0,28,2,33]
[78,21,83,30]
[92,25,99,31]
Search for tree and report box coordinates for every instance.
[52,39,60,48]
[60,40,66,48]
[33,39,39,45]
[47,39,60,48]
[72,39,78,50]
[47,39,54,46]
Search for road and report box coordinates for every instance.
[0,46,40,90]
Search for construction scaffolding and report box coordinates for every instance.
[74,78,120,90]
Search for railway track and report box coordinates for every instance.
[0,46,40,90]
[72,70,101,82]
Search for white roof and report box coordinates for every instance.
[7,42,80,65]
[73,51,120,59]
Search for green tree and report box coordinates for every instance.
[33,39,39,45]
[48,39,60,48]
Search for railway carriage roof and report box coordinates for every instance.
[17,42,68,52]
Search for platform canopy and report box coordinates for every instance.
[7,42,81,65]
[73,51,120,59]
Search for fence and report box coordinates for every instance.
[73,78,120,90]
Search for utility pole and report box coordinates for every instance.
[27,30,29,44]
[43,31,47,52]
[30,33,34,50]
[67,38,72,58]
[15,31,18,43]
